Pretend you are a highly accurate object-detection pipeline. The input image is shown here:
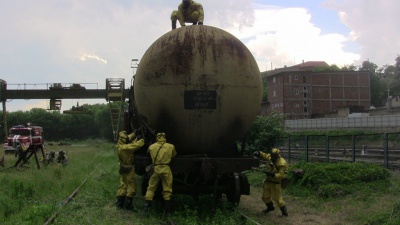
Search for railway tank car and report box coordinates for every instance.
[130,25,262,204]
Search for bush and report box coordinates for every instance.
[241,114,286,155]
[366,201,400,225]
[287,162,391,198]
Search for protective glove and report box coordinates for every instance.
[253,151,260,157]
[198,22,203,25]
[264,171,275,177]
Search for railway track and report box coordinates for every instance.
[43,166,98,225]
[279,147,400,169]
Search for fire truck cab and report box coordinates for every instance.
[6,124,44,154]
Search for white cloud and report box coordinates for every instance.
[0,0,365,111]
[324,0,400,66]
[229,4,360,70]
[80,54,107,64]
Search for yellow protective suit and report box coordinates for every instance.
[116,132,145,198]
[16,143,28,162]
[144,133,177,201]
[171,0,204,26]
[259,149,288,208]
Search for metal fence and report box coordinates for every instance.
[275,132,400,169]
[285,115,400,132]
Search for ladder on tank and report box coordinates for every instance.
[106,78,125,141]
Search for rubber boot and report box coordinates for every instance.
[144,200,152,212]
[172,20,176,30]
[164,200,172,214]
[116,196,125,209]
[280,205,288,217]
[124,197,134,210]
[192,22,197,25]
[262,202,275,214]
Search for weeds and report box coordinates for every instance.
[1,141,400,225]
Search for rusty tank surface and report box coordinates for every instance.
[133,25,262,155]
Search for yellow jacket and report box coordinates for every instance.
[260,152,288,183]
[177,0,204,26]
[117,139,144,165]
[148,139,176,166]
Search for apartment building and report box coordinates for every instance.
[261,61,371,119]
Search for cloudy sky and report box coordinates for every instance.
[1,0,399,111]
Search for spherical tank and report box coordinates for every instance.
[134,25,262,155]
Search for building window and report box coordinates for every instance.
[273,90,276,97]
[295,103,299,108]
[294,75,298,80]
[304,107,308,113]
[273,77,276,83]
[303,86,307,91]
[304,93,307,98]
[304,101,307,106]
[280,102,283,107]
[294,89,299,95]
[289,75,291,83]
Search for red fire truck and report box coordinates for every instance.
[6,124,44,154]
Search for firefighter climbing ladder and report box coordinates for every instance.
[0,79,129,142]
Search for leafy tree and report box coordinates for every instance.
[389,55,400,97]
[370,73,387,107]
[242,113,286,154]
[341,64,357,71]
[88,104,113,140]
[359,60,387,107]
[1,102,127,142]
[312,64,341,72]
[381,64,396,78]
[395,54,400,70]
[262,78,268,102]
[359,60,378,73]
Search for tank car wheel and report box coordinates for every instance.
[225,172,241,205]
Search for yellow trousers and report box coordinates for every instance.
[171,10,200,24]
[261,180,285,207]
[144,165,173,201]
[117,168,136,197]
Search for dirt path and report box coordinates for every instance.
[238,187,377,225]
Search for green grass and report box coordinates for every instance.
[1,141,400,225]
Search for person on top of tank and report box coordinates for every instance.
[253,148,289,217]
[115,131,145,210]
[144,132,176,213]
[171,0,204,30]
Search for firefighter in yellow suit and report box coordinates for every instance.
[144,133,176,212]
[253,148,289,217]
[116,131,145,210]
[171,0,204,30]
[15,142,28,163]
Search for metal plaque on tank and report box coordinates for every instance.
[184,90,217,109]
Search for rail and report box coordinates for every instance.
[275,132,400,169]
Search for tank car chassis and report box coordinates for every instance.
[135,153,258,205]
